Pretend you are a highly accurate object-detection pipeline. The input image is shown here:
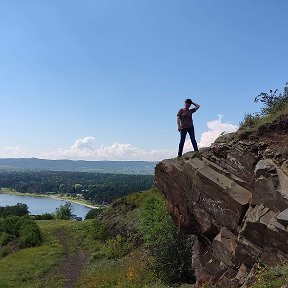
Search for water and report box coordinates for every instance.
[0,193,91,219]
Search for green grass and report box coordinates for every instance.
[0,188,48,198]
[78,247,160,288]
[0,220,64,288]
[78,246,192,288]
[0,214,170,288]
[250,263,288,288]
[0,220,101,288]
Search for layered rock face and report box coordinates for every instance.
[155,117,288,287]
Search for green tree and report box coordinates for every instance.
[0,203,29,217]
[0,216,42,251]
[85,208,104,219]
[19,219,42,248]
[55,202,73,220]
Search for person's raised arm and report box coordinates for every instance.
[191,101,200,111]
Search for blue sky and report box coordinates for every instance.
[0,0,287,160]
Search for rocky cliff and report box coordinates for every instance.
[155,115,288,287]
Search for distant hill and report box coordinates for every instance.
[0,158,157,175]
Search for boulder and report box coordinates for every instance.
[254,159,288,212]
[276,208,288,227]
[155,157,252,237]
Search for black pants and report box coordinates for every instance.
[178,126,199,157]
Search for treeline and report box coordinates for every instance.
[0,170,154,204]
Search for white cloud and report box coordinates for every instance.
[198,115,238,147]
[38,137,175,161]
[71,136,95,150]
[0,146,28,158]
[0,115,238,161]
[181,115,238,152]
[0,139,174,161]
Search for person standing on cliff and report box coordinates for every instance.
[177,99,200,157]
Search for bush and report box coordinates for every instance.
[55,202,73,220]
[85,208,104,220]
[33,213,54,220]
[19,222,42,248]
[240,113,262,128]
[0,232,11,246]
[254,83,288,116]
[0,216,42,250]
[0,246,9,258]
[240,82,288,130]
[102,234,133,259]
[0,216,23,237]
[91,219,111,241]
[0,203,29,217]
[89,250,106,262]
[139,193,194,284]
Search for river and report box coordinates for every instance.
[0,193,92,219]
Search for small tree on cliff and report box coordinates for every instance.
[240,81,288,129]
[254,82,288,116]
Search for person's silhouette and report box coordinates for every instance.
[177,99,200,157]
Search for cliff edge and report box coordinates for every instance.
[155,115,288,287]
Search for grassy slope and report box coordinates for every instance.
[0,190,191,288]
[0,220,64,288]
[78,189,167,288]
[0,220,100,288]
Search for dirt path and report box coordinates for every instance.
[56,229,89,288]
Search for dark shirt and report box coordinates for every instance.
[177,108,196,129]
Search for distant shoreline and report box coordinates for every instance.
[0,188,101,209]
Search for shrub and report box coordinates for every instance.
[0,216,23,237]
[0,216,42,249]
[239,113,261,128]
[0,246,9,258]
[0,203,29,217]
[55,202,73,220]
[19,222,42,248]
[85,208,104,220]
[254,83,288,116]
[240,82,288,130]
[139,193,194,284]
[0,232,11,247]
[34,213,54,220]
[91,219,111,241]
[102,234,133,259]
[89,250,106,262]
